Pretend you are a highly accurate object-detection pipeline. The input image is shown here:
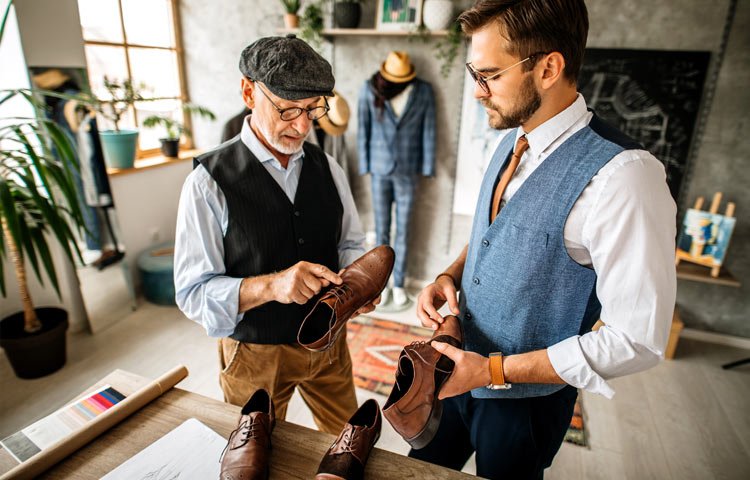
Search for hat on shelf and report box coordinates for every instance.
[317,91,350,137]
[379,51,416,83]
[239,34,334,100]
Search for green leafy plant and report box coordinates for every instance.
[0,94,86,333]
[299,1,324,49]
[433,21,463,77]
[142,104,216,140]
[280,0,301,14]
[75,76,148,132]
[1,0,86,334]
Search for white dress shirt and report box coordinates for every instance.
[174,116,366,338]
[499,94,677,398]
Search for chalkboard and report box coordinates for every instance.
[579,49,711,201]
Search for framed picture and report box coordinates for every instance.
[676,209,736,268]
[376,0,422,31]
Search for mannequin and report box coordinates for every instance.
[357,51,436,308]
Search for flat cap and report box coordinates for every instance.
[239,34,334,100]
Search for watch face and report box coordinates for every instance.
[486,384,512,390]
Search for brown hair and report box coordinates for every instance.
[458,0,589,83]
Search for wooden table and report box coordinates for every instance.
[1,370,473,479]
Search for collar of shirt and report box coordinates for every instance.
[239,114,304,172]
[515,94,589,161]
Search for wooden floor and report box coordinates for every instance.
[1,301,748,479]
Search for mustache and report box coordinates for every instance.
[480,98,499,110]
[280,129,304,140]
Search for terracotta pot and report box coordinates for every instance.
[284,13,299,29]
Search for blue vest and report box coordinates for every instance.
[460,114,641,399]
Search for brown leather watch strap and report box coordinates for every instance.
[489,353,506,385]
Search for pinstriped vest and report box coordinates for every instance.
[460,114,641,398]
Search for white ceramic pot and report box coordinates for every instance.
[422,0,454,31]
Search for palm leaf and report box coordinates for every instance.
[0,0,12,46]
[30,226,60,297]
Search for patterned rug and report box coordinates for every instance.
[347,316,587,447]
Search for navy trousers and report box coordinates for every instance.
[370,174,418,288]
[409,386,578,479]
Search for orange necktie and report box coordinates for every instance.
[490,135,529,221]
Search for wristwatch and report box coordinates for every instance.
[487,352,511,390]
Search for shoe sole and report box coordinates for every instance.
[404,394,443,450]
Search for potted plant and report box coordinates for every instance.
[77,76,147,169]
[0,38,88,379]
[281,0,301,28]
[142,104,216,158]
[300,1,324,49]
[333,0,364,29]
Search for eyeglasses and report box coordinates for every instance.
[466,52,547,94]
[255,82,329,121]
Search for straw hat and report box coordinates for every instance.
[379,51,416,83]
[32,68,71,90]
[317,91,350,137]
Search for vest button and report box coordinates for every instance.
[465,312,472,320]
[298,238,305,245]
[473,277,480,285]
[294,211,300,217]
[482,239,489,247]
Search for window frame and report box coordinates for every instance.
[79,0,192,158]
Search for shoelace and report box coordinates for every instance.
[336,427,360,455]
[321,284,355,361]
[394,341,452,392]
[219,419,262,462]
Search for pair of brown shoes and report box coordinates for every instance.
[220,391,381,480]
[220,389,275,480]
[315,399,382,479]
[383,315,463,449]
[298,246,395,352]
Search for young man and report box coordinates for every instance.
[174,35,373,434]
[413,1,676,478]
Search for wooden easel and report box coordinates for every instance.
[675,192,736,278]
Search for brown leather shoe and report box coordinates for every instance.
[298,246,395,352]
[220,389,275,480]
[315,399,382,480]
[382,315,462,449]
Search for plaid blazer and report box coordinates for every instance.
[357,78,436,177]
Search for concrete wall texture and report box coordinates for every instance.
[180,0,749,337]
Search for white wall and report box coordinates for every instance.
[108,161,193,290]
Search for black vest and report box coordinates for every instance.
[196,137,343,344]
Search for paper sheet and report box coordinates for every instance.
[101,418,226,480]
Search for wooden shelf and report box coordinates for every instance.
[278,28,449,37]
[107,148,200,177]
[676,262,741,287]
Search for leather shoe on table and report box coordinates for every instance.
[316,399,382,480]
[383,315,462,449]
[220,389,275,480]
[298,245,394,352]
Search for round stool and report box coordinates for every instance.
[138,242,176,306]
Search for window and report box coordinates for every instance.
[77,0,189,155]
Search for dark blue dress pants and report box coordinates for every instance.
[408,385,578,480]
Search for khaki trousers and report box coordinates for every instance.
[218,332,357,435]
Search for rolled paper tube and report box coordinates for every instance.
[0,365,189,480]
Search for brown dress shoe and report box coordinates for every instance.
[220,389,275,480]
[316,399,382,480]
[382,315,463,449]
[298,246,395,352]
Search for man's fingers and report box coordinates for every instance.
[372,294,382,306]
[313,264,342,285]
[423,302,444,327]
[431,341,462,361]
[302,274,323,295]
[444,286,460,315]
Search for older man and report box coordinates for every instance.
[174,35,370,434]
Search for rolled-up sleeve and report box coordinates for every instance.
[547,150,677,398]
[174,166,243,337]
